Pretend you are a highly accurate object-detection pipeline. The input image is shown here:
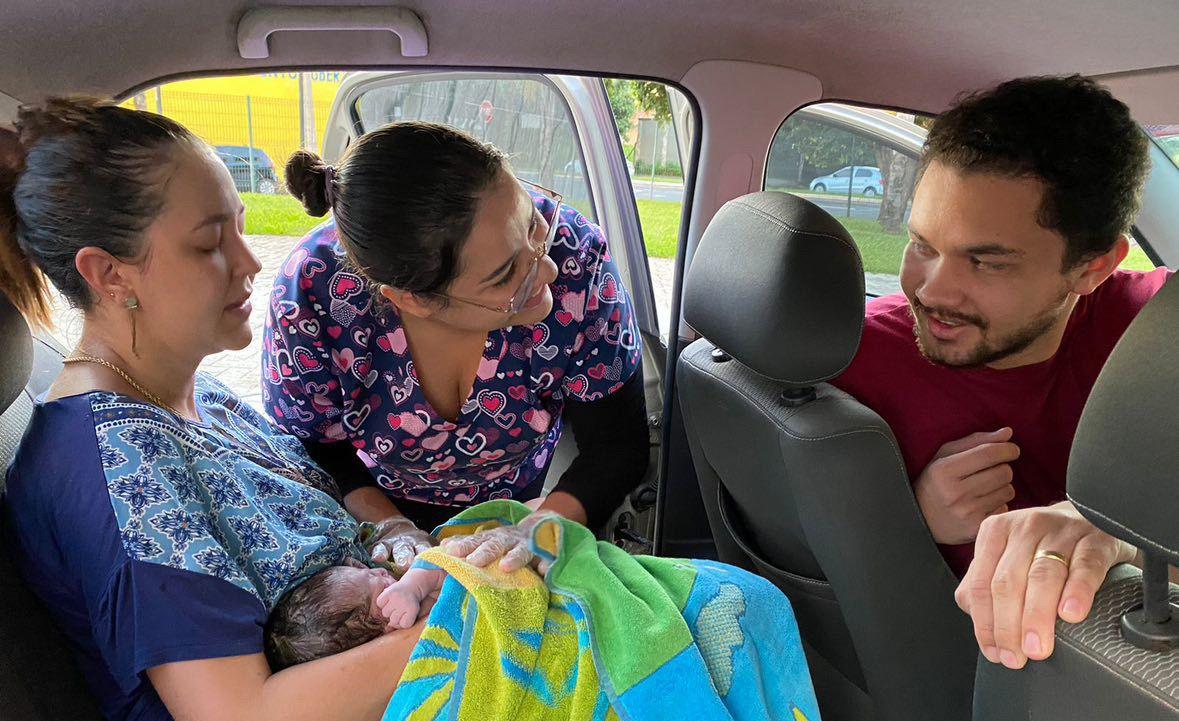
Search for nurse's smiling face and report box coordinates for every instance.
[382,170,560,333]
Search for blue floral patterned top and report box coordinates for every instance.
[261,193,642,508]
[3,374,365,721]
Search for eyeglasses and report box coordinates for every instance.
[439,178,564,315]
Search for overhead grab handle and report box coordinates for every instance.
[237,5,428,59]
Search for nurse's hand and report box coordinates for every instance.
[443,511,559,573]
[363,516,436,577]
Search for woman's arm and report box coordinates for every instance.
[149,607,429,721]
[546,366,650,530]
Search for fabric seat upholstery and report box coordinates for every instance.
[0,294,102,720]
[676,191,977,721]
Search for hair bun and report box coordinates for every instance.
[285,150,332,217]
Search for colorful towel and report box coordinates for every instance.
[383,500,820,721]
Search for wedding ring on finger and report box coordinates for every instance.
[1033,549,1071,569]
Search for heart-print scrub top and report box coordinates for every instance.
[261,194,642,509]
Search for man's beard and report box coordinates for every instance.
[908,292,1071,368]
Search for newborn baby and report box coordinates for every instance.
[265,519,553,668]
[264,557,445,669]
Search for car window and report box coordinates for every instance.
[767,103,1159,298]
[354,75,595,223]
[1146,124,1179,171]
[766,105,928,296]
[604,79,691,338]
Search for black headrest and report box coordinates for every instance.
[0,293,33,415]
[683,192,865,387]
[1068,274,1178,564]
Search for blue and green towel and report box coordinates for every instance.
[382,500,820,721]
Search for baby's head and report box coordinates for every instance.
[264,559,395,670]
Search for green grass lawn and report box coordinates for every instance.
[242,192,688,259]
[635,199,682,259]
[243,193,1157,275]
[241,193,326,236]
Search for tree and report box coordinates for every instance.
[633,81,671,122]
[778,119,874,179]
[603,80,675,167]
[874,112,922,234]
[604,78,637,136]
[875,148,919,233]
[537,89,560,187]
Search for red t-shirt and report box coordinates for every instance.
[831,269,1172,576]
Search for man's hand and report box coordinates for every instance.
[914,428,1020,544]
[955,501,1136,669]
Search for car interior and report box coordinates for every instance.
[1,2,1179,720]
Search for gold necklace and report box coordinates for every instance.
[63,354,182,417]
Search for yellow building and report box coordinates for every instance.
[123,72,346,182]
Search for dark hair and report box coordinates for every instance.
[923,75,1150,269]
[264,566,387,670]
[285,121,509,295]
[0,97,200,328]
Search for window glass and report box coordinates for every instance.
[44,72,685,405]
[604,79,691,338]
[1146,124,1179,172]
[766,106,926,296]
[355,75,594,221]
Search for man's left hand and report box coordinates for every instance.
[955,501,1136,669]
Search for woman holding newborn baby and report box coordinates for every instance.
[0,95,648,721]
[0,99,431,721]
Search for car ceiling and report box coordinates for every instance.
[2,0,1178,120]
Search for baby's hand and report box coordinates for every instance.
[376,566,447,630]
[376,582,424,630]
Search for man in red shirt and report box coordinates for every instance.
[831,75,1170,670]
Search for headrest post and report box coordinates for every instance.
[780,387,817,408]
[1120,551,1179,652]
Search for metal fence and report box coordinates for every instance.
[127,89,335,191]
